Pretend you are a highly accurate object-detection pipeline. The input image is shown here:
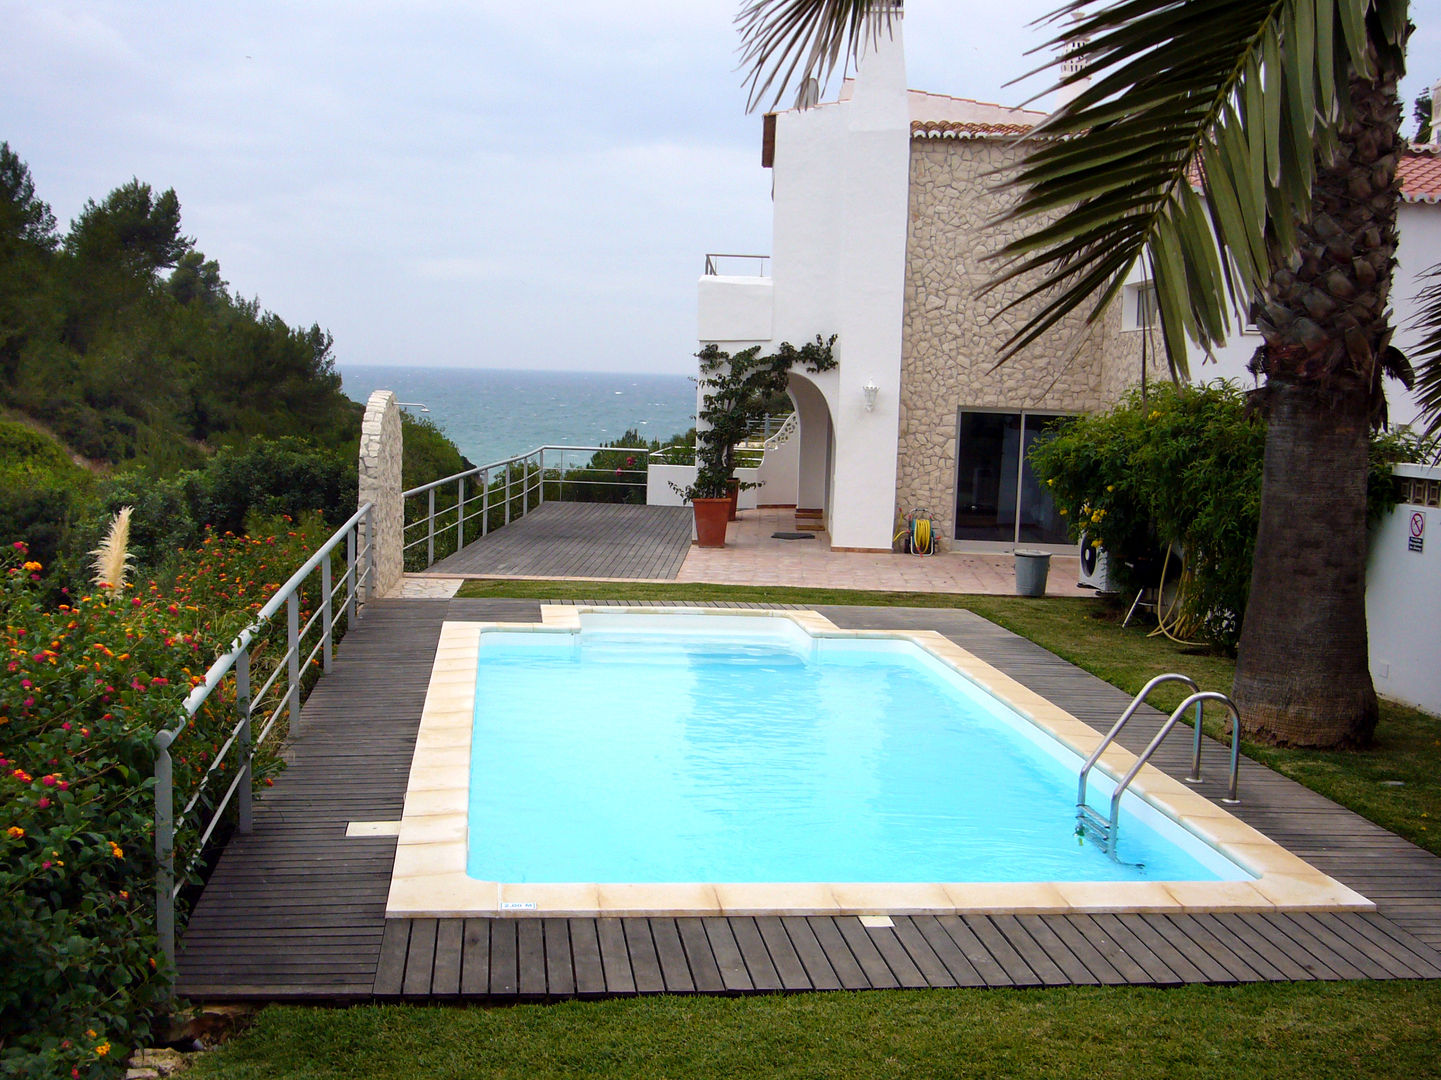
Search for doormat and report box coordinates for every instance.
[771,532,817,540]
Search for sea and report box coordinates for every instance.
[339,365,696,467]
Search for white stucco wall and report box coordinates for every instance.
[1366,464,1441,714]
[745,19,912,549]
[698,276,774,343]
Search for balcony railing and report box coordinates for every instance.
[703,253,771,276]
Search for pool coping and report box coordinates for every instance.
[384,606,1374,919]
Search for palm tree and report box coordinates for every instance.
[737,0,1427,748]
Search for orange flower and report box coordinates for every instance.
[6,826,23,839]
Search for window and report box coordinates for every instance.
[954,411,1071,546]
[1122,282,1158,331]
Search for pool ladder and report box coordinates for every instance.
[1076,674,1242,859]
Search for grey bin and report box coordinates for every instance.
[1014,549,1051,596]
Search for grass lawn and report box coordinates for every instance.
[191,982,1441,1080]
[454,578,1441,857]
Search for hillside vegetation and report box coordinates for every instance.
[0,141,468,583]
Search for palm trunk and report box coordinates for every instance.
[1233,376,1377,747]
[1233,63,1402,749]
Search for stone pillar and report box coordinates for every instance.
[358,390,404,598]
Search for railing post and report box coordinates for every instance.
[505,463,512,526]
[523,454,531,516]
[366,503,377,602]
[346,525,359,623]
[321,554,334,673]
[481,469,490,536]
[236,649,253,834]
[153,736,176,973]
[287,591,301,734]
[539,449,545,506]
[427,488,435,568]
[456,476,466,553]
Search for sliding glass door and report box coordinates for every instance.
[954,410,1070,548]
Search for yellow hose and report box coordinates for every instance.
[913,517,931,555]
[1147,545,1202,646]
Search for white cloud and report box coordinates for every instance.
[8,0,1435,374]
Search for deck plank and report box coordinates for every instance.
[175,596,1441,1001]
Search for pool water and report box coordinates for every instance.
[466,622,1248,886]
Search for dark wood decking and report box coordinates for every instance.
[426,502,692,579]
[174,599,1441,1001]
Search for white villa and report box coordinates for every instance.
[680,13,1441,555]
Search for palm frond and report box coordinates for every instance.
[1407,264,1441,440]
[736,0,893,112]
[990,0,1409,376]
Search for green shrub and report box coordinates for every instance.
[186,437,356,534]
[1029,382,1432,650]
[0,420,93,574]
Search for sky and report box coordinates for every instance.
[5,1,1440,376]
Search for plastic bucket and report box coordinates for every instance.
[1014,550,1051,597]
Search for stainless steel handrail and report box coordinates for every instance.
[152,503,375,972]
[1078,681,1243,859]
[401,445,652,569]
[1077,673,1200,812]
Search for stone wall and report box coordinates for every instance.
[897,135,1120,547]
[357,390,404,598]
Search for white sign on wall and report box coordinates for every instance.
[1410,511,1426,554]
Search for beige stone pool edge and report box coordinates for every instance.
[384,606,1372,920]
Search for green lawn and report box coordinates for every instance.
[191,983,1441,1080]
[454,578,1441,856]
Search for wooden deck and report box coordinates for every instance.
[427,502,692,579]
[174,599,1441,1001]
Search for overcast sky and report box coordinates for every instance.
[5,1,1439,376]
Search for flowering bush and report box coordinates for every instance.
[1029,382,1431,649]
[0,515,334,1078]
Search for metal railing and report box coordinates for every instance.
[402,446,652,571]
[152,503,375,970]
[1076,674,1242,858]
[703,253,770,276]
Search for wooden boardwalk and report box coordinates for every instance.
[174,599,1441,1001]
[427,502,692,579]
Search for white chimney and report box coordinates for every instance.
[1056,9,1090,110]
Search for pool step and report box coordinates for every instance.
[1075,804,1112,846]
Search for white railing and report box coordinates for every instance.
[152,504,375,971]
[403,446,652,570]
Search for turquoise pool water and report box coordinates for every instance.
[465,618,1248,885]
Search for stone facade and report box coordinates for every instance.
[357,390,404,598]
[897,134,1135,548]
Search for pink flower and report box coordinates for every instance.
[11,541,26,550]
[22,698,33,708]
[41,774,56,787]
[131,597,142,606]
[37,797,50,809]
[61,722,71,732]
[19,680,31,690]
[57,780,69,791]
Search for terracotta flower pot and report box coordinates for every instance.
[693,497,730,547]
[726,477,740,521]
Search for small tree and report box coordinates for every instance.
[675,335,835,501]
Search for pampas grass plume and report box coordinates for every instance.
[91,506,136,591]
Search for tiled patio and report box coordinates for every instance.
[406,503,1082,596]
[676,507,1080,595]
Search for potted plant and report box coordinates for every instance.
[671,336,837,547]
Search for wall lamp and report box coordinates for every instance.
[862,380,879,412]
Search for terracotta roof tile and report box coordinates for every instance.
[911,119,1035,138]
[1400,148,1441,203]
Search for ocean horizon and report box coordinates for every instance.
[340,364,696,467]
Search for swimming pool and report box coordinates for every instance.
[387,607,1372,918]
